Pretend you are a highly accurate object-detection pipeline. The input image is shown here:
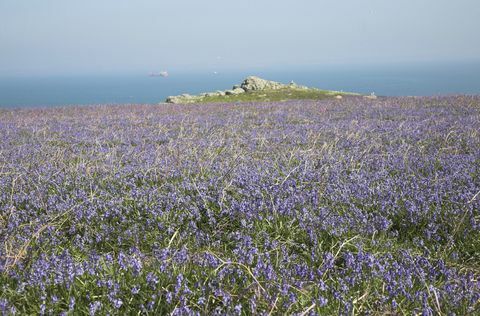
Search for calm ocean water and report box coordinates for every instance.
[1,62,479,108]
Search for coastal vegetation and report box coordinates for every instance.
[0,96,479,314]
[165,76,357,104]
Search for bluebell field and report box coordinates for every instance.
[0,96,479,314]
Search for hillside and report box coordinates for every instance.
[165,76,360,104]
[1,96,479,314]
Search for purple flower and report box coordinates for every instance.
[69,297,76,311]
[112,298,123,309]
[131,286,140,295]
[89,301,102,316]
[234,304,242,314]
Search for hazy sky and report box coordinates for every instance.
[1,0,479,76]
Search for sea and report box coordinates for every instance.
[1,62,480,108]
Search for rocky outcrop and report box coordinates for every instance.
[240,76,309,91]
[240,76,285,91]
[165,94,197,104]
[166,90,232,104]
[164,76,313,104]
[225,88,246,95]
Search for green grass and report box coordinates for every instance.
[180,88,357,104]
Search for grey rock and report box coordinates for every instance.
[240,76,286,91]
[225,88,245,95]
[165,94,201,104]
[165,76,323,103]
[165,96,175,103]
[232,88,245,94]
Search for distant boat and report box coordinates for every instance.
[149,71,168,77]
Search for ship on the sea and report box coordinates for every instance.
[149,71,168,77]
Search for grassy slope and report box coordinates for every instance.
[2,97,478,315]
[177,88,358,104]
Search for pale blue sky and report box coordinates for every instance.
[1,0,479,76]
